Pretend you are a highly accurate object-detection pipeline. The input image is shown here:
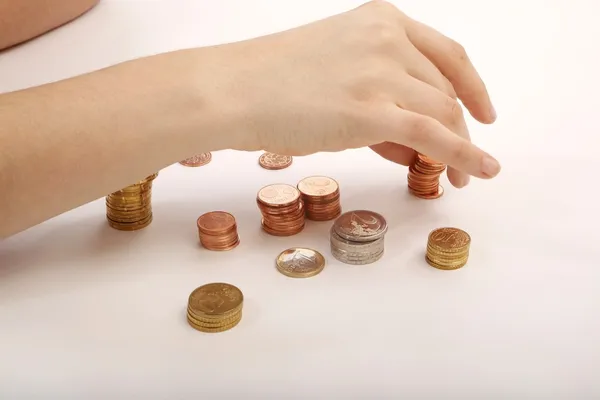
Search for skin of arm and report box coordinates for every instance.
[0,1,501,239]
[0,0,100,50]
[0,47,249,238]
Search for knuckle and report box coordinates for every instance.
[450,139,471,163]
[444,97,464,123]
[405,115,437,145]
[448,39,468,62]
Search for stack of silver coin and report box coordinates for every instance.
[330,210,388,265]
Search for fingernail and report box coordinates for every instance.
[490,105,497,121]
[482,156,501,177]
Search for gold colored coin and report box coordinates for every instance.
[187,310,242,327]
[188,283,243,317]
[425,227,471,270]
[187,316,241,333]
[276,247,326,278]
[427,227,471,251]
[187,303,243,321]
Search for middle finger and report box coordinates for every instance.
[395,76,472,188]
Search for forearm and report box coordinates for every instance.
[0,48,237,238]
[0,0,100,50]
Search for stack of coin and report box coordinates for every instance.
[187,283,243,333]
[196,211,240,251]
[275,247,326,278]
[330,210,388,265]
[105,173,158,231]
[407,153,446,199]
[256,184,305,236]
[297,176,342,221]
[425,227,471,270]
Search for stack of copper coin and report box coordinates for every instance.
[256,184,305,236]
[330,210,388,265]
[196,211,240,251]
[407,153,446,199]
[296,176,342,221]
[105,172,158,231]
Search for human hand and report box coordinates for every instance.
[219,0,500,186]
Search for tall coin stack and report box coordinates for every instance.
[330,210,388,265]
[105,173,158,231]
[187,283,243,333]
[256,184,305,236]
[197,211,240,251]
[407,153,446,199]
[297,176,342,221]
[425,227,471,270]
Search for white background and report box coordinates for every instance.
[1,0,599,398]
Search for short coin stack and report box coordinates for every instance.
[197,211,240,251]
[276,247,326,278]
[105,172,158,231]
[407,153,446,199]
[425,227,471,270]
[256,184,305,236]
[330,210,388,265]
[187,283,243,333]
[297,176,342,221]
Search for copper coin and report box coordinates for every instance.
[179,153,212,167]
[297,176,339,197]
[427,227,471,251]
[333,210,387,242]
[197,211,236,234]
[258,152,293,170]
[257,184,300,206]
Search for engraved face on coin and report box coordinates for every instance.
[179,153,212,167]
[333,210,388,242]
[188,283,243,316]
[257,184,300,206]
[258,152,293,170]
[276,247,325,278]
[197,211,236,233]
[297,176,339,196]
[428,227,471,250]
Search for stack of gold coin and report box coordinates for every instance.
[105,173,158,231]
[197,211,240,251]
[187,283,243,333]
[256,184,305,236]
[330,210,388,265]
[297,176,342,221]
[407,153,446,199]
[425,227,471,270]
[275,247,326,278]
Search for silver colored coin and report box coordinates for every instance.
[331,248,384,265]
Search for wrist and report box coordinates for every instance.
[170,47,260,155]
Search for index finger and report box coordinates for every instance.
[405,18,497,124]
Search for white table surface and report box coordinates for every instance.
[1,0,599,398]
